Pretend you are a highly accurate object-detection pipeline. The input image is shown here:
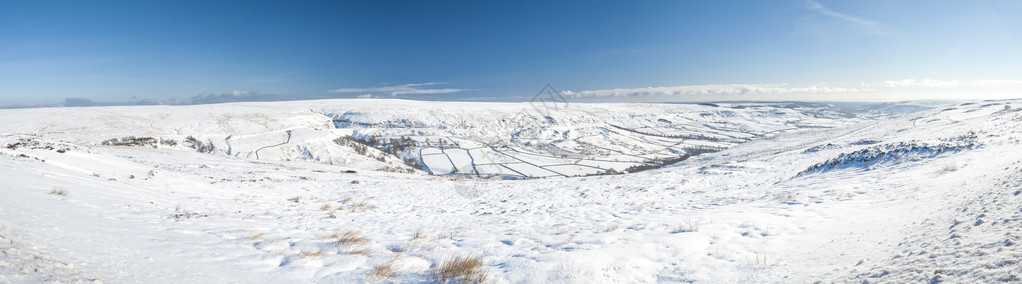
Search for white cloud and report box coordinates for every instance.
[561,83,870,99]
[883,79,1022,88]
[972,80,1022,87]
[328,82,467,96]
[883,79,961,88]
[225,90,253,96]
[189,90,264,104]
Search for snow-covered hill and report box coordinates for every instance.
[1,99,1020,283]
[0,99,890,178]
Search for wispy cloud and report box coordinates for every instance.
[804,0,887,34]
[561,83,869,99]
[328,82,468,97]
[559,80,1022,102]
[608,48,648,54]
[883,79,961,88]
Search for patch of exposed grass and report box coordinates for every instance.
[938,160,959,174]
[672,220,699,233]
[249,232,264,243]
[337,231,367,244]
[367,261,396,282]
[334,230,371,256]
[296,248,324,258]
[49,187,69,196]
[350,201,377,213]
[427,254,488,284]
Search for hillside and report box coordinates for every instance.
[1,99,1020,283]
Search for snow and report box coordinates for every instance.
[2,99,1021,283]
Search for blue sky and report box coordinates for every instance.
[2,0,1021,107]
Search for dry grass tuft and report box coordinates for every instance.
[334,230,371,256]
[296,248,324,258]
[439,232,461,240]
[672,220,699,233]
[49,187,69,196]
[336,231,368,244]
[348,246,371,256]
[350,201,377,213]
[320,203,333,211]
[367,261,396,281]
[937,160,959,174]
[428,255,488,284]
[288,196,301,203]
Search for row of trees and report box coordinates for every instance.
[334,135,423,169]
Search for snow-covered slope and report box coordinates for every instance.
[1,99,1020,283]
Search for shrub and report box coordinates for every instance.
[335,135,371,155]
[337,135,423,170]
[183,136,215,153]
[101,136,158,147]
[797,139,978,177]
[160,138,178,147]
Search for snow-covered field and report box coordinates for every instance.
[2,99,1021,283]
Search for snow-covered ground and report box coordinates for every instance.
[2,99,1020,283]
